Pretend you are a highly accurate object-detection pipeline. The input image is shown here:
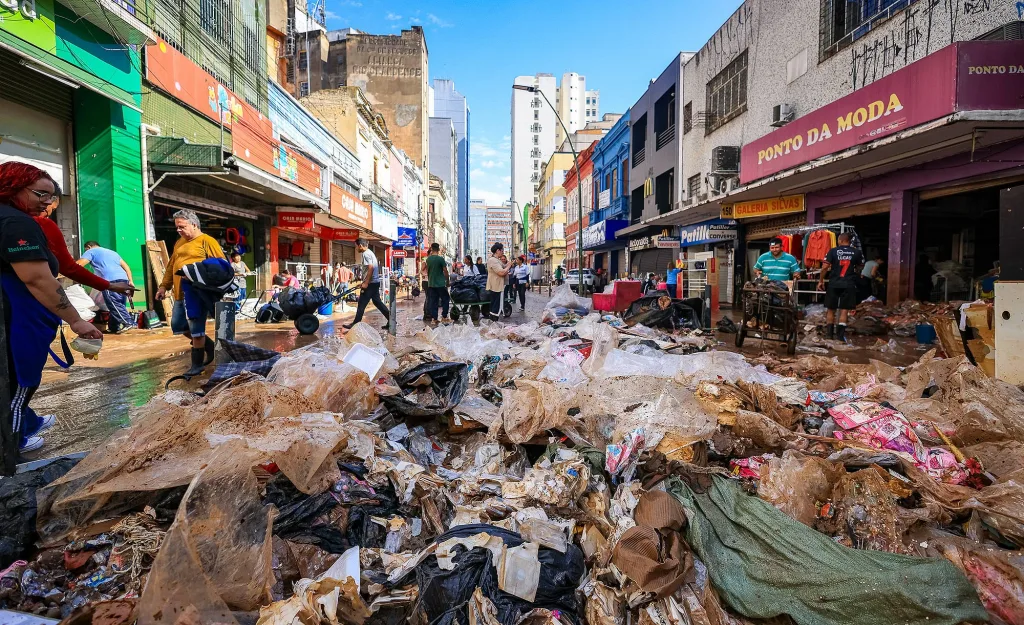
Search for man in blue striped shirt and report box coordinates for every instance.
[754,237,802,281]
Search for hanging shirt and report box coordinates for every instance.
[804,230,835,268]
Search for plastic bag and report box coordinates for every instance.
[268,350,377,419]
[545,283,592,312]
[759,451,845,527]
[491,379,581,445]
[380,362,469,418]
[65,284,98,321]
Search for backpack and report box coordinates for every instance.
[177,258,237,295]
[256,302,284,324]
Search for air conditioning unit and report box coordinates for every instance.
[726,176,740,193]
[711,146,740,175]
[772,104,795,127]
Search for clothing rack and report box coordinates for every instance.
[779,222,855,236]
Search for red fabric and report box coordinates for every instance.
[804,230,833,268]
[290,240,304,257]
[33,217,110,291]
[790,234,803,262]
[780,235,792,254]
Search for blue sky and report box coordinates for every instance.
[323,0,744,204]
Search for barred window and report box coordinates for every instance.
[683,101,692,135]
[687,173,701,199]
[200,0,230,44]
[705,50,747,134]
[820,0,917,61]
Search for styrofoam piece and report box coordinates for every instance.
[343,343,386,380]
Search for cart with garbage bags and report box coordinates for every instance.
[448,275,514,322]
[278,285,359,334]
[736,282,798,354]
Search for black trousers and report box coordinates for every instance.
[425,286,450,320]
[488,289,503,318]
[353,282,390,324]
[515,283,526,308]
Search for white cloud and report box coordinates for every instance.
[473,188,510,206]
[385,11,402,20]
[470,168,486,178]
[339,0,361,5]
[410,16,421,23]
[502,175,512,184]
[324,9,339,19]
[502,135,511,141]
[426,13,453,27]
[480,160,500,169]
[471,142,498,158]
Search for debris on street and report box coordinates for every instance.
[2,285,1022,625]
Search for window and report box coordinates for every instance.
[631,186,644,222]
[299,81,310,97]
[611,168,617,200]
[687,173,701,199]
[621,159,629,196]
[654,87,676,150]
[593,180,600,210]
[298,51,308,71]
[534,160,539,170]
[705,50,748,134]
[632,113,647,165]
[200,0,229,44]
[531,123,542,132]
[533,135,539,145]
[683,102,692,135]
[534,110,539,120]
[819,0,917,61]
[655,170,674,215]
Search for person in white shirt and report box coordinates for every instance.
[461,255,479,277]
[511,256,530,311]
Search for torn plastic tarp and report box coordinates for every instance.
[666,475,988,625]
[622,295,702,330]
[379,362,469,418]
[408,524,584,625]
[591,349,780,386]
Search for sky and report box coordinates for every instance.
[322,0,745,205]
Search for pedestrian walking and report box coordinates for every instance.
[485,243,513,321]
[817,232,864,342]
[345,238,390,330]
[0,162,103,452]
[554,264,564,286]
[512,256,530,311]
[79,241,138,332]
[424,243,451,323]
[155,209,227,377]
[229,252,250,312]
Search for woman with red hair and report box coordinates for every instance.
[0,162,102,452]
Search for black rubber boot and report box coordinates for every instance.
[202,335,216,366]
[184,347,206,377]
[825,324,835,340]
[835,324,847,342]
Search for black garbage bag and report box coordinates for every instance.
[411,524,584,625]
[623,295,701,330]
[0,457,80,567]
[717,315,738,334]
[380,362,469,418]
[279,286,333,318]
[450,283,479,304]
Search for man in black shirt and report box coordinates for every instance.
[817,232,863,341]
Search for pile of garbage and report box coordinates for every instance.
[2,289,1023,625]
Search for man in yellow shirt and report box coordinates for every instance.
[156,209,226,376]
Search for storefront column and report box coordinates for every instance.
[888,190,918,304]
[321,239,332,266]
[269,227,280,277]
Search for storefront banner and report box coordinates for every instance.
[146,37,322,195]
[371,204,398,241]
[956,41,1024,111]
[679,219,738,247]
[583,219,628,249]
[1,0,57,51]
[722,195,805,220]
[331,228,360,241]
[629,233,675,252]
[740,45,958,183]
[656,237,681,249]
[395,227,417,249]
[329,184,372,231]
[278,211,315,229]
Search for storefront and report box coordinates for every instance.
[678,218,738,305]
[583,219,628,279]
[394,227,418,278]
[328,184,373,268]
[627,230,680,278]
[734,40,1024,304]
[371,202,398,268]
[722,195,807,285]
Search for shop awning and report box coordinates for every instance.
[233,160,328,210]
[0,31,141,113]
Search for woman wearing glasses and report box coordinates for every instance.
[0,162,103,452]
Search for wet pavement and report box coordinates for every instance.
[27,288,926,461]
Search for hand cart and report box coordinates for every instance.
[290,285,360,335]
[449,289,516,323]
[736,284,798,355]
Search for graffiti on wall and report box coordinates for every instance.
[847,0,1015,91]
[693,3,756,80]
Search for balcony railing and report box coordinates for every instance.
[61,0,155,44]
[633,147,646,166]
[656,125,676,151]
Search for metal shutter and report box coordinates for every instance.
[0,48,74,121]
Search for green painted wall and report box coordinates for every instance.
[75,90,148,301]
[54,2,141,96]
[142,89,233,150]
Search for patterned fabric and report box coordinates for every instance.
[203,339,281,390]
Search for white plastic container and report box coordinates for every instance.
[342,343,386,380]
[70,337,103,355]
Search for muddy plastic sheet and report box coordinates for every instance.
[268,348,377,420]
[908,527,1024,625]
[490,379,582,445]
[137,444,276,624]
[591,350,779,386]
[379,362,469,418]
[758,451,844,527]
[37,377,354,543]
[667,476,988,625]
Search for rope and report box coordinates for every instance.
[111,513,166,584]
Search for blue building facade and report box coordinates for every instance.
[431,79,470,249]
[584,109,631,277]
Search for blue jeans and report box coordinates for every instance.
[171,283,214,338]
[235,287,247,312]
[103,280,136,332]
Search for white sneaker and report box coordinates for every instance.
[21,436,44,452]
[37,414,56,433]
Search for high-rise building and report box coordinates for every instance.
[511,73,557,226]
[485,202,514,255]
[555,73,593,147]
[323,27,430,168]
[431,79,470,250]
[468,200,489,259]
[585,90,601,123]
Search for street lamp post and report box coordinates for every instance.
[513,84,586,296]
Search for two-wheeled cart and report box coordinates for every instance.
[449,290,515,323]
[736,284,798,355]
[288,285,359,335]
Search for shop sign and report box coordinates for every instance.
[598,189,610,209]
[277,211,315,229]
[1,0,56,51]
[332,228,359,241]
[582,219,628,249]
[393,250,406,258]
[956,41,1024,111]
[740,45,958,183]
[146,37,321,194]
[722,195,805,219]
[656,237,681,249]
[329,184,372,230]
[371,204,399,241]
[679,219,738,246]
[395,227,417,249]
